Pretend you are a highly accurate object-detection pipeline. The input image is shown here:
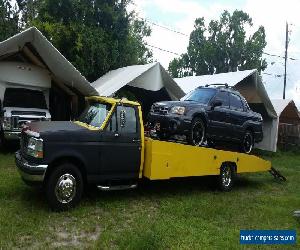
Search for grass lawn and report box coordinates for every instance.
[0,149,299,249]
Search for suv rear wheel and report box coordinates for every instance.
[188,118,206,146]
[45,163,83,211]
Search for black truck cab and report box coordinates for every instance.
[15,96,144,211]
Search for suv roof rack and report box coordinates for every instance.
[205,83,229,88]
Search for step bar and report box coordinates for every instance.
[97,184,137,191]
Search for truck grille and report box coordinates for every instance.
[11,111,46,116]
[152,106,169,114]
[11,116,44,131]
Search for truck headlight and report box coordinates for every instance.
[2,117,11,130]
[170,106,185,115]
[27,137,44,158]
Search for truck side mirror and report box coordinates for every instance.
[120,110,126,128]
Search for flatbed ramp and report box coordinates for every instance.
[143,138,271,180]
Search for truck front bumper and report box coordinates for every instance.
[15,151,48,183]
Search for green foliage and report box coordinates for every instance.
[168,10,267,78]
[29,0,152,81]
[0,0,152,82]
[0,0,19,41]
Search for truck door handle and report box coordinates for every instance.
[132,139,140,142]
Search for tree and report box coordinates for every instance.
[0,0,19,41]
[23,0,152,81]
[168,10,267,78]
[0,0,152,82]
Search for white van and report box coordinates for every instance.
[0,62,51,145]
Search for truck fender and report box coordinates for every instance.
[45,150,87,181]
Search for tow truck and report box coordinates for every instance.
[15,96,285,211]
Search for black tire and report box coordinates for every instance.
[241,130,254,154]
[45,163,83,212]
[187,118,206,146]
[218,164,234,191]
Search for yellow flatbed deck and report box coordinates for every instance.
[142,138,271,180]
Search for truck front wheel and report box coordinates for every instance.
[45,163,83,211]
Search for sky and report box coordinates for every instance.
[130,0,300,107]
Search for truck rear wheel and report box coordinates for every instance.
[45,163,83,211]
[218,164,234,191]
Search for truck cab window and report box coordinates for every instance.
[79,101,112,128]
[106,106,137,133]
[117,106,137,133]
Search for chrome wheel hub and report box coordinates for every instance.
[222,167,231,187]
[55,174,76,204]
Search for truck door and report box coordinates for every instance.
[100,105,141,180]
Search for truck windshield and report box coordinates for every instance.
[182,88,216,104]
[3,88,47,109]
[78,101,112,128]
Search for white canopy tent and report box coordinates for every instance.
[0,27,97,96]
[0,27,98,120]
[272,99,300,147]
[272,99,300,124]
[92,62,185,115]
[92,62,184,99]
[175,70,278,152]
[176,70,256,93]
